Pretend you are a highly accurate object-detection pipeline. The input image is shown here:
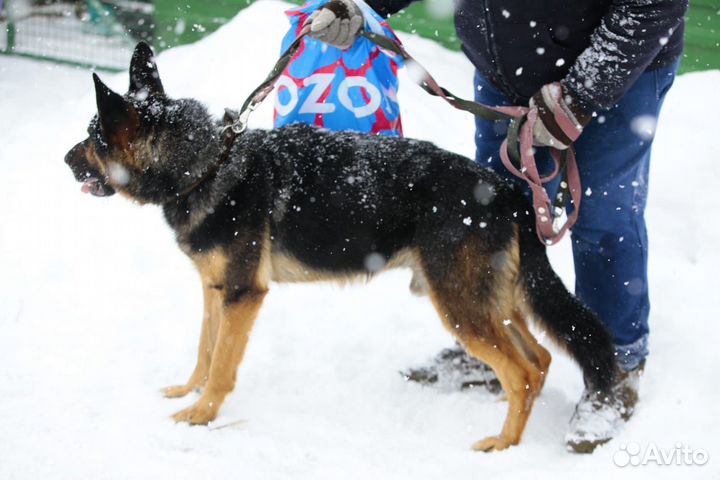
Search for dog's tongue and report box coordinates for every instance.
[81,178,107,197]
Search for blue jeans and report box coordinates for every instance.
[473,62,678,371]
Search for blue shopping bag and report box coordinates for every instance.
[274,0,404,136]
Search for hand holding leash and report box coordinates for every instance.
[530,82,592,149]
[304,0,364,50]
[227,26,584,245]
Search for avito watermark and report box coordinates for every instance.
[613,442,709,467]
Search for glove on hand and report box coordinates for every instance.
[529,82,592,150]
[304,0,364,50]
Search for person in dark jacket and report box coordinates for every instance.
[305,0,687,452]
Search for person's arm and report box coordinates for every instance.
[563,0,687,112]
[364,0,418,18]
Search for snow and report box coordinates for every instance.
[1,1,719,478]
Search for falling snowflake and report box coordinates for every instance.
[108,162,130,185]
[630,115,657,140]
[364,253,386,272]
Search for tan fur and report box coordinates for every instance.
[162,250,228,398]
[171,289,266,424]
[162,281,223,398]
[421,228,551,451]
[254,224,274,289]
[190,249,230,287]
[268,247,420,285]
[70,53,596,451]
[79,138,145,204]
[168,247,268,423]
[85,142,103,173]
[166,225,549,449]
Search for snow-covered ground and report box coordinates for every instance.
[1,1,719,478]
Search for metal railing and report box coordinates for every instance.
[1,0,153,71]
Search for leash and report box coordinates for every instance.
[359,30,580,245]
[175,27,312,199]
[499,110,581,245]
[211,27,581,245]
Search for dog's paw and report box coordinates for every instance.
[161,384,200,399]
[172,399,219,425]
[472,435,513,452]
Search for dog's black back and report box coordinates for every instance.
[163,124,516,274]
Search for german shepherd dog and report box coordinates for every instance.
[64,43,615,451]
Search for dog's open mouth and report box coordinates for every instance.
[81,177,115,197]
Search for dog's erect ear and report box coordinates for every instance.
[129,41,164,97]
[94,73,138,143]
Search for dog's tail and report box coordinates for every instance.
[512,191,616,393]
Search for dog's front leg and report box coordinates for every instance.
[172,287,267,425]
[162,281,222,398]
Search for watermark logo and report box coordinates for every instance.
[613,442,709,467]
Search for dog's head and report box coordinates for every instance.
[65,42,219,204]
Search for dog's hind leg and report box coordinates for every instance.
[162,280,222,398]
[419,236,545,451]
[508,309,552,390]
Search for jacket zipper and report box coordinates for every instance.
[480,0,519,103]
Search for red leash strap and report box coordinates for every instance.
[361,29,583,245]
[230,28,583,244]
[499,109,582,245]
[361,30,524,121]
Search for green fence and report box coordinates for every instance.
[2,0,718,73]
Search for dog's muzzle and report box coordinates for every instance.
[64,141,116,197]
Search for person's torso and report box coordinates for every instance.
[453,0,682,103]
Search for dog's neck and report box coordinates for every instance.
[160,127,265,236]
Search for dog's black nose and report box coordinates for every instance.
[65,142,84,166]
[64,140,97,183]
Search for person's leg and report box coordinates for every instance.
[473,70,512,167]
[570,61,678,371]
[564,61,679,453]
[478,63,678,369]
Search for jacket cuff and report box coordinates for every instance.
[560,81,595,124]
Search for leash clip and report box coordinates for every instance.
[221,102,258,137]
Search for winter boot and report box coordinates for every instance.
[401,344,502,393]
[565,361,644,453]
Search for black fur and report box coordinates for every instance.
[129,41,165,96]
[514,196,616,393]
[65,43,617,398]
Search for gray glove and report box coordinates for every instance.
[529,82,591,150]
[304,0,364,50]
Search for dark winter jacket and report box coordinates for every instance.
[365,0,687,111]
